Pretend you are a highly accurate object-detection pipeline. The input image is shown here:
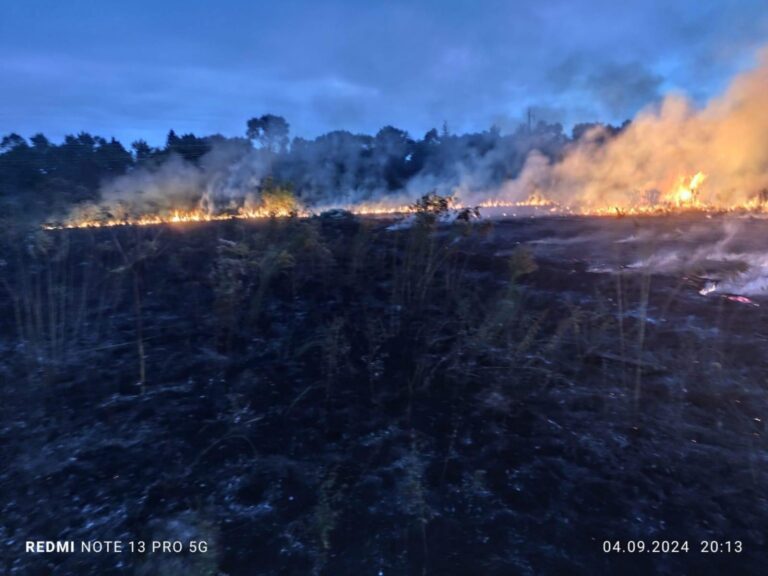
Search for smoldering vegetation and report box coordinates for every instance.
[0,116,578,224]
[1,208,766,575]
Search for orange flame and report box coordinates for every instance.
[42,170,768,230]
[666,171,707,207]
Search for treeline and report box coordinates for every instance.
[0,133,133,216]
[0,115,628,219]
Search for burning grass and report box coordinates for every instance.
[42,169,768,231]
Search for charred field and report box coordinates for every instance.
[1,212,767,575]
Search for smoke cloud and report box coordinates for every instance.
[84,45,768,220]
[503,47,768,210]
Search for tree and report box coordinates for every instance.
[165,130,210,163]
[95,138,133,177]
[131,139,153,161]
[374,126,416,190]
[1,133,26,152]
[246,114,290,152]
[423,128,439,145]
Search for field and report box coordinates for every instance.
[1,212,766,575]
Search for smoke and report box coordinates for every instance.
[99,137,271,215]
[624,218,768,296]
[503,47,768,210]
[103,155,206,210]
[88,46,768,218]
[94,124,569,216]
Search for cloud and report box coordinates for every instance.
[0,0,767,142]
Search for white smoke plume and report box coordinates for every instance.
[502,47,768,210]
[73,45,768,223]
[97,137,272,216]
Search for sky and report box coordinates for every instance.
[1,0,767,146]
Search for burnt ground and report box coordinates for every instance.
[0,213,767,575]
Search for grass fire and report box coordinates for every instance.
[1,3,768,575]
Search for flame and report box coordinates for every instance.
[485,170,768,217]
[42,169,768,230]
[43,205,302,230]
[346,202,416,215]
[38,50,768,229]
[479,192,556,209]
[343,193,561,216]
[667,171,707,207]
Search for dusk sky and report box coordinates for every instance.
[1,0,767,145]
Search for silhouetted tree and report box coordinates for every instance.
[131,139,154,161]
[165,130,210,163]
[0,133,26,152]
[246,114,290,152]
[0,131,133,218]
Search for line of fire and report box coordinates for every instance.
[2,3,768,575]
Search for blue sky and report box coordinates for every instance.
[1,0,766,145]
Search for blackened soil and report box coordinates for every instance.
[1,214,767,575]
